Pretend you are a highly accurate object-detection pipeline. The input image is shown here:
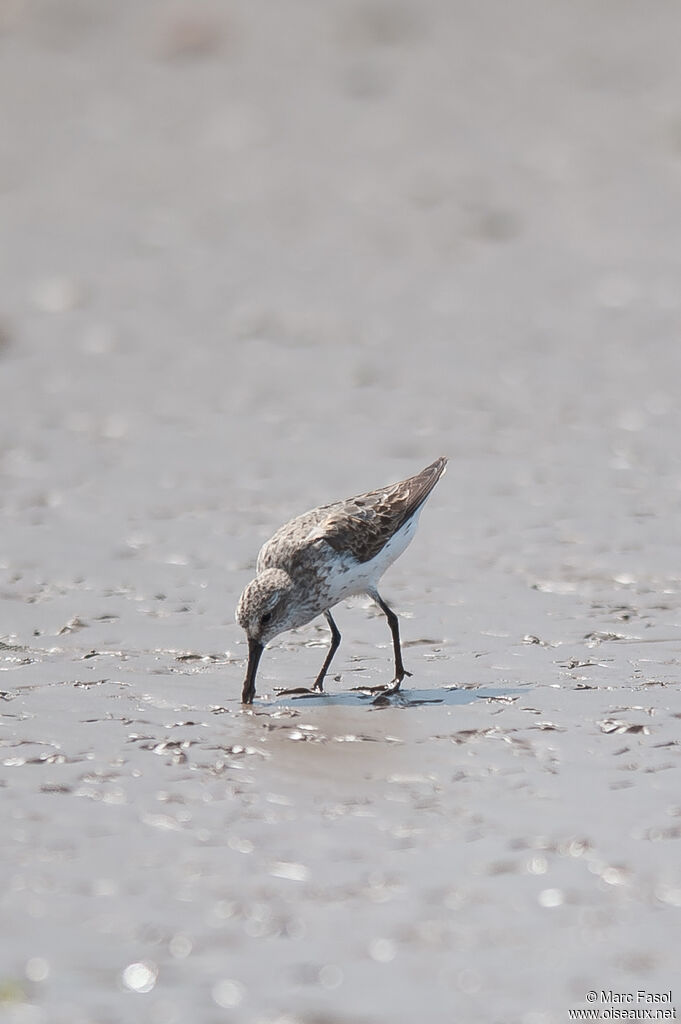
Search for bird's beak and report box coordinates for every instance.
[241,637,264,704]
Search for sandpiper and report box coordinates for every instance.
[236,457,447,704]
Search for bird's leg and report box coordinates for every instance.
[373,589,411,693]
[312,610,341,691]
[276,611,339,698]
[351,588,412,696]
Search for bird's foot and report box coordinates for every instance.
[350,667,410,695]
[351,681,404,699]
[274,685,326,698]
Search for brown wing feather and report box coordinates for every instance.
[320,457,447,564]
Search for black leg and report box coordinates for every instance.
[312,610,341,692]
[276,611,340,698]
[369,588,412,693]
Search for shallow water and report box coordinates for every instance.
[2,1,681,1022]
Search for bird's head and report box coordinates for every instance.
[235,568,294,646]
[236,568,295,705]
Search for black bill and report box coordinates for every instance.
[241,637,264,704]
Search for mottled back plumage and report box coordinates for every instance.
[257,456,447,571]
[314,456,447,564]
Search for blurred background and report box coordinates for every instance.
[2,0,681,574]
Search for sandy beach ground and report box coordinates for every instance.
[2,1,681,1021]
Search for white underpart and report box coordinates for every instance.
[316,508,423,607]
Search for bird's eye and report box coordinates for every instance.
[261,611,273,626]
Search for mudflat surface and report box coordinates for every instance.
[2,2,681,1022]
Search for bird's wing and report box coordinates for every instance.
[314,457,447,564]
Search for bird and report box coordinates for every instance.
[236,457,447,704]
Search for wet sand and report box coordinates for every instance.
[2,1,681,1022]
